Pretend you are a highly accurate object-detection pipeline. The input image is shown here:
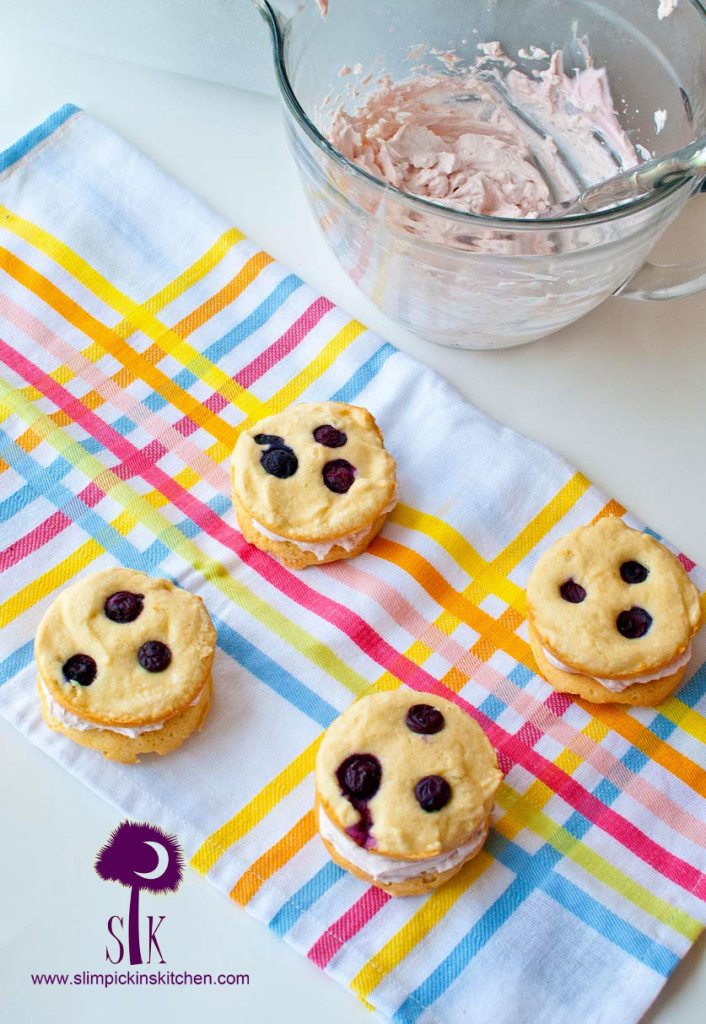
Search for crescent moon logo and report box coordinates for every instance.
[133,840,169,880]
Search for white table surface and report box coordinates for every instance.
[0,32,705,1024]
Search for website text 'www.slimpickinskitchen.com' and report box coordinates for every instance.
[30,970,250,988]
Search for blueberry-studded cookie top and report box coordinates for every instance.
[231,402,397,541]
[527,518,702,678]
[316,691,501,860]
[35,569,216,726]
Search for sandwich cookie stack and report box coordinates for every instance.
[315,691,501,896]
[35,569,216,763]
[527,517,702,705]
[231,401,397,569]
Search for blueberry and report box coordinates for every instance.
[346,806,375,848]
[261,446,298,479]
[336,753,382,800]
[620,560,649,584]
[254,434,285,447]
[104,590,144,623]
[560,579,586,603]
[414,775,451,812]
[406,703,445,735]
[62,653,97,686]
[313,424,347,448]
[138,640,172,672]
[322,459,356,494]
[616,607,652,639]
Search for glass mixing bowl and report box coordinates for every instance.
[256,0,706,349]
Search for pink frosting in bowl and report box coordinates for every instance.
[325,43,639,221]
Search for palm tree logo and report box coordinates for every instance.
[95,821,183,965]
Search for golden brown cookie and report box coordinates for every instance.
[315,691,501,894]
[35,568,217,761]
[231,402,397,568]
[527,517,702,705]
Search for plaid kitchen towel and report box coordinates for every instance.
[0,105,705,1024]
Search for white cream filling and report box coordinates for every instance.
[541,644,692,692]
[40,679,205,738]
[253,489,398,561]
[319,805,487,883]
[253,519,374,559]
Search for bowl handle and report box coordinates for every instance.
[617,259,706,300]
[617,187,706,300]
